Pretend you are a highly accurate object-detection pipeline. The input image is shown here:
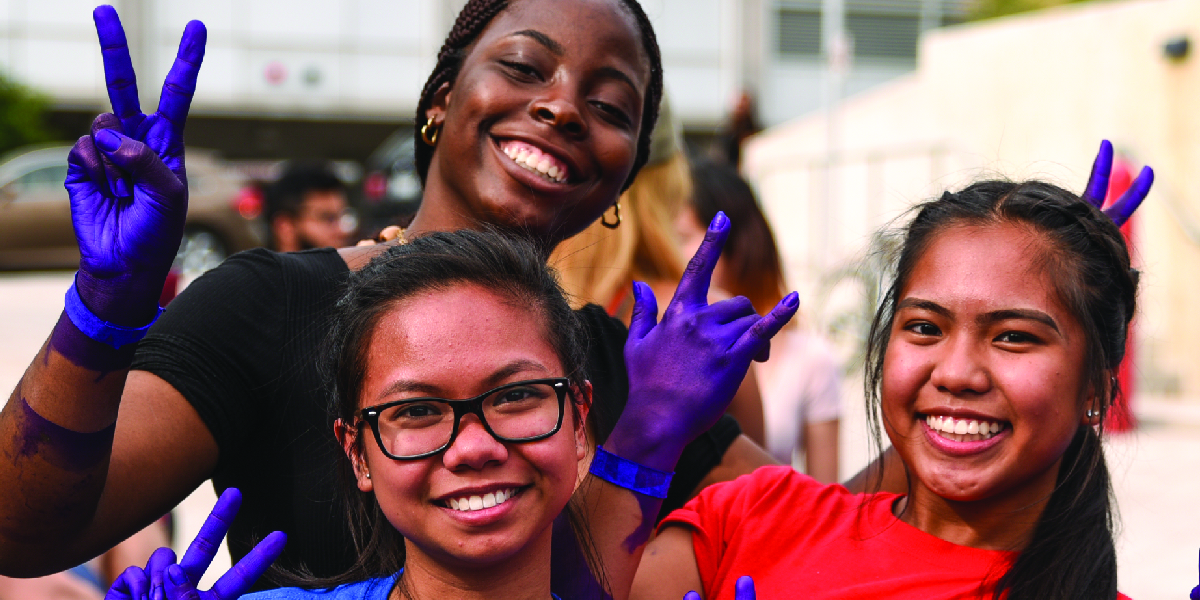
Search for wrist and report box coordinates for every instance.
[74,269,167,326]
[602,412,687,473]
[589,445,674,498]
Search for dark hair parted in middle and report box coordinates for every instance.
[865,179,1137,600]
[320,229,589,586]
[413,0,663,192]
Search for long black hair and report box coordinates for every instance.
[413,0,663,193]
[864,180,1136,599]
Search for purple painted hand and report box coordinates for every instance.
[67,5,206,325]
[1082,139,1153,227]
[684,575,756,600]
[104,489,286,600]
[1191,548,1199,600]
[612,212,798,472]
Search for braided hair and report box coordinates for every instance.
[413,0,663,193]
[864,180,1135,599]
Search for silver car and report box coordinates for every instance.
[0,145,267,278]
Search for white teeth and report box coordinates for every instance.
[925,415,1005,442]
[447,488,517,512]
[500,141,568,183]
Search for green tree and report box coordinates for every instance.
[969,0,1092,21]
[0,71,56,156]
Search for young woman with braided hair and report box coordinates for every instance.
[0,0,784,597]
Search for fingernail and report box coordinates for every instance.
[152,584,163,600]
[709,211,728,231]
[784,291,799,309]
[114,177,130,197]
[168,565,187,585]
[631,281,645,303]
[95,129,121,152]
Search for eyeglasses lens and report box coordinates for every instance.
[374,381,562,458]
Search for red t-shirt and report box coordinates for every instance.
[660,466,1131,600]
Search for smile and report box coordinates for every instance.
[444,488,520,512]
[925,414,1007,443]
[499,140,569,183]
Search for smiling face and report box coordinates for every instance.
[881,223,1092,521]
[343,283,587,570]
[418,0,649,246]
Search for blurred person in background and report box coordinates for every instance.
[265,162,351,252]
[677,158,841,483]
[551,95,767,450]
[709,90,760,168]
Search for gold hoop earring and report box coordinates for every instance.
[420,116,440,147]
[600,202,621,229]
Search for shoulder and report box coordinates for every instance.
[244,576,397,599]
[662,465,848,530]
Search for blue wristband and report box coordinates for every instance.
[588,445,674,499]
[64,276,164,349]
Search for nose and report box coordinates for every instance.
[929,334,991,397]
[530,90,587,138]
[442,414,508,471]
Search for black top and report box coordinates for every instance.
[132,247,739,585]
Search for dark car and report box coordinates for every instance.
[358,128,422,235]
[0,145,267,278]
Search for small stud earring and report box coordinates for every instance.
[1086,409,1096,419]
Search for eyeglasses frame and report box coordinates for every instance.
[357,377,571,460]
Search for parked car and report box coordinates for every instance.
[358,127,422,236]
[0,145,267,278]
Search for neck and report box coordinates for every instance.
[897,460,1061,551]
[392,533,554,600]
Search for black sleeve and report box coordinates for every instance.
[131,248,290,468]
[573,304,742,522]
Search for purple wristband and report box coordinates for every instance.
[589,445,674,499]
[64,274,163,348]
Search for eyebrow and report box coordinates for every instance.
[978,309,1060,333]
[511,29,563,56]
[374,359,551,402]
[896,298,1060,333]
[510,29,641,95]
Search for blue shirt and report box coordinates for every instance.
[244,573,562,599]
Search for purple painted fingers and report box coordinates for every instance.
[1082,139,1154,227]
[1191,548,1199,600]
[103,489,286,600]
[613,212,798,472]
[683,576,756,600]
[67,6,206,326]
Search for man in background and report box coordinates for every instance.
[265,162,352,251]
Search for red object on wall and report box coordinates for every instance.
[1103,159,1137,432]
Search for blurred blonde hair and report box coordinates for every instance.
[552,151,691,310]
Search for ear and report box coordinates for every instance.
[574,381,594,487]
[335,418,373,492]
[425,82,452,127]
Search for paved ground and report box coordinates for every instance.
[1,271,1197,597]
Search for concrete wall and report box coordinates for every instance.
[743,0,1200,398]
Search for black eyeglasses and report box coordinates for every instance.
[358,378,570,460]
